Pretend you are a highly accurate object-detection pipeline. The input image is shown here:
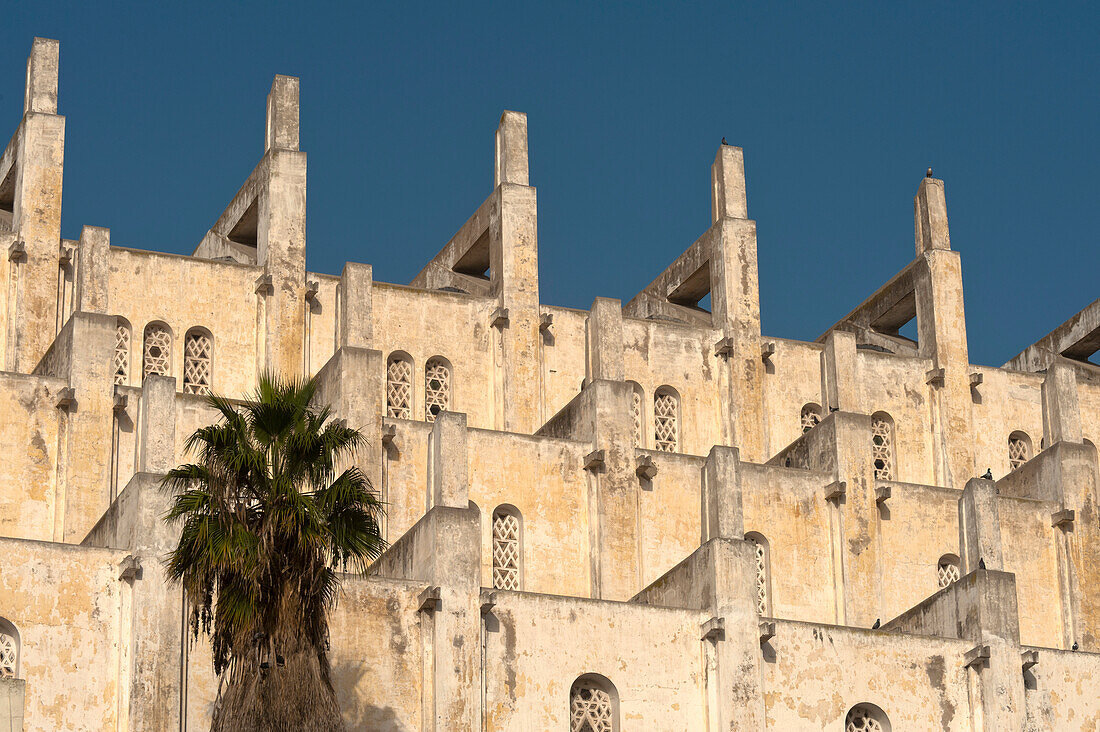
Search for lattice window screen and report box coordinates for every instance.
[801,405,822,433]
[183,332,212,395]
[113,322,130,385]
[424,359,450,422]
[570,680,614,732]
[0,633,15,679]
[846,705,886,732]
[871,416,893,480]
[749,537,769,615]
[654,391,678,453]
[143,325,171,378]
[1008,436,1030,471]
[492,511,520,590]
[387,358,412,419]
[631,388,643,446]
[938,560,960,588]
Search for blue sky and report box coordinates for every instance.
[3,2,1097,366]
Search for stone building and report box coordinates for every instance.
[1,37,1098,731]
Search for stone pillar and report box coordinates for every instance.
[8,38,66,373]
[75,226,110,314]
[711,144,748,223]
[701,445,744,544]
[915,267,973,488]
[337,262,373,349]
[708,539,767,732]
[490,113,541,433]
[958,478,1003,574]
[1042,357,1082,445]
[265,75,300,153]
[914,175,951,256]
[821,330,858,412]
[585,297,624,383]
[258,76,306,377]
[828,412,881,627]
[709,146,764,462]
[137,375,177,474]
[61,312,117,541]
[494,110,529,187]
[312,347,384,497]
[586,380,639,600]
[430,412,468,509]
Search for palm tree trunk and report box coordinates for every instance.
[210,636,343,732]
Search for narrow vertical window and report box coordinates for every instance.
[800,403,823,433]
[424,357,451,422]
[745,532,771,615]
[570,674,617,732]
[183,329,213,395]
[937,554,960,588]
[142,322,172,379]
[871,412,894,480]
[653,387,679,453]
[492,506,521,591]
[386,353,413,419]
[628,381,644,446]
[113,317,131,385]
[1008,432,1031,471]
[0,618,19,679]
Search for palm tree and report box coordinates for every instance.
[162,373,385,731]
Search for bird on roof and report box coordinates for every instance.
[1072,642,1079,651]
[721,137,729,146]
[926,167,934,178]
[871,618,881,629]
[978,557,986,570]
[982,468,993,480]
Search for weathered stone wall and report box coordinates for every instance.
[0,538,128,732]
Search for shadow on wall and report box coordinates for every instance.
[332,658,405,731]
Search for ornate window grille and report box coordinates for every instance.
[1008,434,1031,471]
[142,323,171,379]
[386,356,412,419]
[937,558,960,588]
[746,534,769,615]
[801,404,822,433]
[653,389,678,453]
[424,358,451,422]
[113,320,130,385]
[0,632,15,679]
[570,678,615,732]
[871,415,893,480]
[630,384,643,446]
[183,330,212,395]
[845,704,888,732]
[492,509,520,591]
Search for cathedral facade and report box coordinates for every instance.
[1,38,1099,731]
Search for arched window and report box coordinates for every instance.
[628,381,644,446]
[424,357,451,423]
[1008,431,1032,471]
[183,328,213,395]
[937,554,961,588]
[800,403,823,433]
[653,387,679,453]
[871,412,894,480]
[492,505,522,591]
[386,353,413,420]
[113,317,131,385]
[570,674,618,732]
[142,322,172,379]
[0,618,19,679]
[745,532,771,615]
[845,703,890,732]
